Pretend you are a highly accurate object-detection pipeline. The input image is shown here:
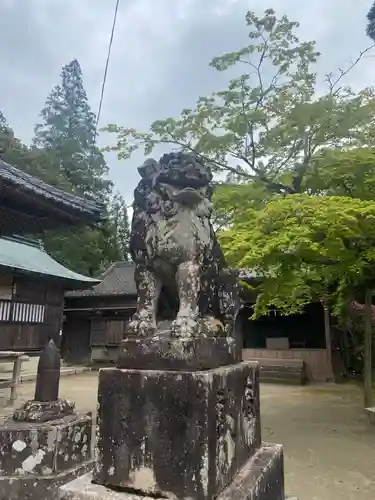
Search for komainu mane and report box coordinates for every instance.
[128,151,239,338]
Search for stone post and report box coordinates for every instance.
[0,340,93,500]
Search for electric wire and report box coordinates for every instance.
[95,0,120,137]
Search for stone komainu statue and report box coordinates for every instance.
[128,151,240,338]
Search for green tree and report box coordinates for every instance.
[105,8,375,195]
[34,59,111,200]
[42,227,108,277]
[306,147,375,200]
[220,194,375,406]
[110,192,130,261]
[0,110,118,276]
[0,111,71,189]
[42,194,130,277]
[99,192,130,268]
[212,181,272,229]
[0,111,22,158]
[367,2,375,42]
[29,59,129,275]
[0,111,9,131]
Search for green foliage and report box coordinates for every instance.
[41,191,130,277]
[306,147,375,200]
[34,59,111,200]
[102,192,130,264]
[367,2,375,42]
[101,5,375,318]
[29,59,130,275]
[212,181,272,229]
[105,8,375,195]
[0,116,73,190]
[42,226,108,277]
[220,195,375,317]
[0,60,129,277]
[0,111,9,131]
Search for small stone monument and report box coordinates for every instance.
[0,339,93,500]
[59,152,287,500]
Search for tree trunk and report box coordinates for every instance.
[364,289,373,408]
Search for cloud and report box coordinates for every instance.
[0,0,373,202]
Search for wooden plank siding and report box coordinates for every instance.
[90,318,127,346]
[242,348,333,383]
[0,273,64,351]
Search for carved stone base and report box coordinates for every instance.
[116,335,240,371]
[93,362,261,500]
[13,399,75,423]
[0,412,92,500]
[59,444,285,500]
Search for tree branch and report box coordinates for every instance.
[326,44,375,96]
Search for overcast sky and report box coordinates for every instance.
[0,0,374,203]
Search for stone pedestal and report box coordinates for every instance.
[59,444,284,500]
[60,333,287,500]
[117,336,241,371]
[58,151,293,499]
[93,362,261,499]
[0,412,93,500]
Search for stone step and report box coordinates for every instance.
[260,373,305,385]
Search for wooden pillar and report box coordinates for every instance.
[364,289,373,408]
[322,299,334,382]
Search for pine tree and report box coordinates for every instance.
[111,192,130,261]
[0,111,9,131]
[0,111,31,170]
[30,60,130,275]
[34,59,111,200]
[367,2,375,42]
[0,110,71,189]
[99,192,130,268]
[0,111,13,155]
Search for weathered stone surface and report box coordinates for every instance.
[0,461,92,500]
[214,444,285,500]
[14,340,76,424]
[116,336,241,371]
[35,339,61,402]
[0,413,93,499]
[59,444,285,500]
[13,399,75,423]
[127,151,240,339]
[0,413,92,477]
[93,362,261,500]
[59,149,288,500]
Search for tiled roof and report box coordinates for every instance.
[0,235,99,288]
[65,262,260,299]
[66,261,136,297]
[0,158,103,223]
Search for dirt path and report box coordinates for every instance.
[2,372,374,500]
[261,383,375,500]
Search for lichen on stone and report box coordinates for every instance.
[125,151,240,341]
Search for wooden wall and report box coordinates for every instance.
[242,348,333,382]
[90,318,127,346]
[0,273,64,351]
[62,295,136,364]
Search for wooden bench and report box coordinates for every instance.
[365,407,375,425]
[251,358,307,385]
[0,352,29,404]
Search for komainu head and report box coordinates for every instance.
[133,151,213,218]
